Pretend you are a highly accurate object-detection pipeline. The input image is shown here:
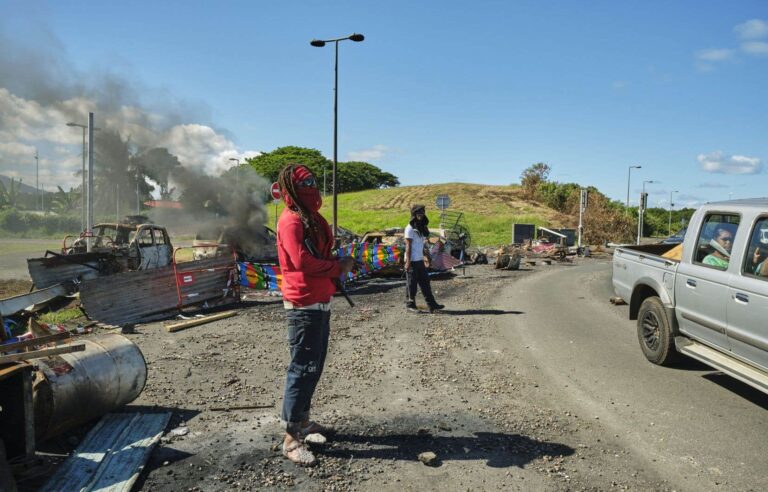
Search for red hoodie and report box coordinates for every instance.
[276,209,340,306]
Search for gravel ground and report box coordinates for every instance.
[22,255,672,491]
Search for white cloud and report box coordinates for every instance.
[741,41,768,55]
[734,19,768,40]
[697,151,762,175]
[695,48,735,62]
[346,144,393,162]
[696,181,729,189]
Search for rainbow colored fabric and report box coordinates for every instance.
[337,242,402,281]
[238,242,402,290]
[238,262,283,290]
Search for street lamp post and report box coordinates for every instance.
[637,180,657,244]
[34,149,39,211]
[626,165,641,207]
[67,122,88,230]
[668,190,678,237]
[228,157,241,187]
[310,32,365,239]
[68,122,100,230]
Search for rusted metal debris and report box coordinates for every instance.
[79,252,239,327]
[0,281,77,318]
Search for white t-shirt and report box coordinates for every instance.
[404,224,425,261]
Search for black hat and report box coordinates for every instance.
[410,204,426,215]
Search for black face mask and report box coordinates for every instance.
[410,214,429,236]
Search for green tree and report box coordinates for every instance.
[247,147,400,192]
[520,162,551,199]
[247,146,330,183]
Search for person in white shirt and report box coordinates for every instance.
[404,204,444,313]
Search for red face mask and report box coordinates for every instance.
[283,166,322,213]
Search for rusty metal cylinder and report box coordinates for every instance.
[32,334,147,441]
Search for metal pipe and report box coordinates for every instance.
[32,334,147,441]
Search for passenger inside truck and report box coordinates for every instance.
[744,218,768,278]
[694,214,740,269]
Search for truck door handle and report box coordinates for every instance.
[734,292,749,304]
[686,279,697,288]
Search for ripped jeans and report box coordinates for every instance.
[281,308,330,434]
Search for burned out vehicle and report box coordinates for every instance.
[192,225,278,263]
[27,218,173,289]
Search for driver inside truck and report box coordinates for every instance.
[703,226,733,270]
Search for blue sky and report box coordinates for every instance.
[1,0,766,208]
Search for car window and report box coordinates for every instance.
[693,213,740,270]
[153,228,168,245]
[137,228,154,247]
[743,216,768,279]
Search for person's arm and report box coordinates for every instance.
[404,238,412,271]
[279,220,342,277]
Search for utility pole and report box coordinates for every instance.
[34,149,39,211]
[578,188,588,251]
[668,190,678,237]
[87,113,95,252]
[136,166,140,215]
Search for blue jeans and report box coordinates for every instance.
[281,309,330,433]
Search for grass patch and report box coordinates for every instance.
[265,183,572,247]
[38,307,84,325]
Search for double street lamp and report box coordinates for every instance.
[637,179,657,244]
[310,32,365,238]
[669,190,679,236]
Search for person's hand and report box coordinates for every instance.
[753,248,763,266]
[338,257,356,275]
[404,259,411,272]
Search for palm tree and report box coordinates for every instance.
[52,186,80,214]
[0,178,21,209]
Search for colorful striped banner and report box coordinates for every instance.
[239,242,402,291]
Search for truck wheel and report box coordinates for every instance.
[637,297,679,366]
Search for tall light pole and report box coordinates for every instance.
[668,190,678,237]
[626,165,641,207]
[34,149,39,211]
[310,32,365,239]
[637,179,657,244]
[228,157,240,187]
[67,122,88,230]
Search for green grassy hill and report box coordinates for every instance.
[310,183,574,246]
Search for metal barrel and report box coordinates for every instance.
[33,334,147,441]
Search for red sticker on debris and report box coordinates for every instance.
[179,273,195,284]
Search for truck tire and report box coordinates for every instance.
[637,296,679,366]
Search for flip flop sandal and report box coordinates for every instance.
[282,441,316,466]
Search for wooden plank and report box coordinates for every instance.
[0,332,72,354]
[0,344,85,364]
[164,310,237,333]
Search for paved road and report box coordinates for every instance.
[501,260,768,491]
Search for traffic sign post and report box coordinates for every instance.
[436,194,451,229]
[271,182,281,230]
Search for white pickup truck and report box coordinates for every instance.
[612,199,768,393]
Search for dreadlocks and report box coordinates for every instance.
[278,164,326,243]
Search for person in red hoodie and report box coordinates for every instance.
[276,164,355,466]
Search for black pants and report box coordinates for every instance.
[406,260,437,307]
